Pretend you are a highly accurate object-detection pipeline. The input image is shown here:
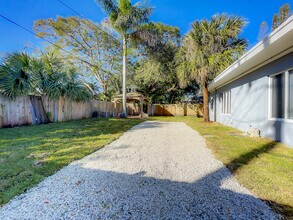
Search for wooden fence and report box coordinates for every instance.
[0,95,203,128]
[0,95,122,128]
[151,104,203,117]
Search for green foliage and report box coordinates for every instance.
[36,52,67,100]
[131,22,193,103]
[96,0,153,114]
[131,22,180,53]
[34,16,122,95]
[176,14,247,121]
[272,3,291,30]
[0,51,92,101]
[258,3,291,42]
[177,14,247,87]
[46,111,52,120]
[272,14,279,30]
[37,52,92,101]
[96,0,153,37]
[0,52,37,98]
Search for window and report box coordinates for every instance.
[270,69,293,120]
[271,73,285,118]
[221,90,231,114]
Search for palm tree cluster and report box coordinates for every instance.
[0,51,92,101]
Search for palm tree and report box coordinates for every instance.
[0,51,92,102]
[96,0,153,117]
[37,52,92,101]
[0,52,37,98]
[177,14,247,122]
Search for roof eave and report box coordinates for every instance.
[209,15,293,92]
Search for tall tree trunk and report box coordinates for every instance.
[122,36,127,117]
[202,81,210,122]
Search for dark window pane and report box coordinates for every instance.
[271,73,285,118]
[289,71,293,119]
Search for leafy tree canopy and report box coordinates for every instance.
[34,16,122,100]
[131,22,196,103]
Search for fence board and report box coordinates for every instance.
[151,104,203,117]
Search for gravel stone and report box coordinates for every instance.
[0,121,278,219]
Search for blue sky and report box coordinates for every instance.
[0,0,292,53]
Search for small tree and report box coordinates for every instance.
[177,14,247,122]
[272,3,291,30]
[95,0,153,116]
[272,14,279,30]
[279,3,291,24]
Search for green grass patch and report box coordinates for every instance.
[149,116,293,218]
[0,118,143,206]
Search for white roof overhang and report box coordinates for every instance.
[209,15,293,91]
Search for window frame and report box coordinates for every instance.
[221,90,231,115]
[268,68,293,122]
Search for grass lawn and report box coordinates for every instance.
[150,116,293,218]
[1,116,292,218]
[0,118,143,206]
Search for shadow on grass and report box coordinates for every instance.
[223,140,293,217]
[226,141,278,174]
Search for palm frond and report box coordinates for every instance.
[117,0,131,14]
[0,51,93,101]
[176,14,247,87]
[130,2,153,26]
[0,52,37,99]
[95,0,118,15]
[98,0,153,36]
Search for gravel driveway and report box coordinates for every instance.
[0,121,277,219]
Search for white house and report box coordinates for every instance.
[209,15,293,147]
